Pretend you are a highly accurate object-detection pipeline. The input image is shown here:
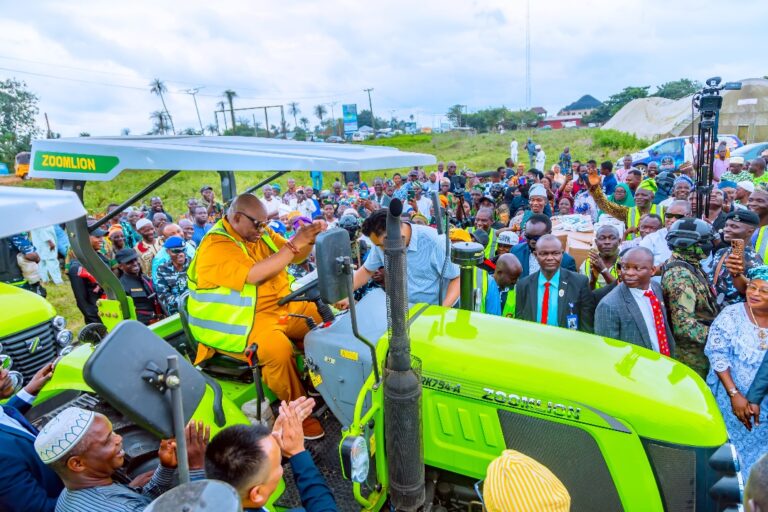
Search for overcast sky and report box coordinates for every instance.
[1,0,765,136]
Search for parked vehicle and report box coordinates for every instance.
[326,135,345,143]
[730,141,768,162]
[351,132,365,142]
[622,134,743,172]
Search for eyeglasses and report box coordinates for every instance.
[236,211,266,230]
[746,283,768,296]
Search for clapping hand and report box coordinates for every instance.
[157,421,211,469]
[272,398,316,458]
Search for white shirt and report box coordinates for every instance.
[415,196,433,219]
[297,199,318,219]
[0,390,36,437]
[628,286,661,353]
[535,150,546,171]
[529,253,540,274]
[639,228,672,266]
[263,196,282,217]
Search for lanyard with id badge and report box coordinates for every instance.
[565,292,578,330]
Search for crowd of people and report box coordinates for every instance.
[5,138,768,510]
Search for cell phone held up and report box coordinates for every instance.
[731,238,744,259]
[407,190,415,201]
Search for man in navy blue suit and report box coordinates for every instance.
[0,361,63,512]
[511,213,577,278]
[205,397,337,511]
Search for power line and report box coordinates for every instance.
[0,55,364,100]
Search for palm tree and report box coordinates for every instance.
[314,104,327,124]
[222,90,237,133]
[299,117,310,131]
[206,123,219,135]
[215,101,227,131]
[149,79,175,134]
[288,102,300,129]
[149,110,169,134]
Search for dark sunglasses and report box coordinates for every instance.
[666,213,686,220]
[169,247,186,255]
[526,233,543,242]
[237,211,267,230]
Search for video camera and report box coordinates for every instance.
[693,76,742,216]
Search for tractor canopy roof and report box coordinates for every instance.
[0,186,86,238]
[29,136,436,182]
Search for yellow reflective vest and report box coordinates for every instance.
[756,225,768,262]
[186,220,278,354]
[627,205,664,240]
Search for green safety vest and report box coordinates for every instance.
[501,289,516,318]
[627,205,664,240]
[469,227,497,259]
[584,259,620,289]
[474,266,490,313]
[757,226,768,262]
[186,220,279,354]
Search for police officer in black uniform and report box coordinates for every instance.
[115,248,162,325]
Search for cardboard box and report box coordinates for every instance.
[567,238,593,269]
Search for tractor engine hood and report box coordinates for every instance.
[408,306,726,447]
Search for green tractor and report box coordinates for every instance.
[24,136,741,511]
[0,187,81,394]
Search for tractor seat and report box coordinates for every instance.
[176,292,253,382]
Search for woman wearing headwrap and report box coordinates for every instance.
[608,183,635,208]
[705,265,768,480]
[586,171,661,238]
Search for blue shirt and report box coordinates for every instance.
[536,269,560,326]
[363,224,459,305]
[602,173,618,196]
[151,244,196,283]
[192,223,212,246]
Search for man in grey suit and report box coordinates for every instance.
[515,235,595,333]
[595,247,675,355]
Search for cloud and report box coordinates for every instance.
[0,0,765,135]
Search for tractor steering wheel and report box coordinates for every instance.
[277,278,336,324]
[277,278,320,306]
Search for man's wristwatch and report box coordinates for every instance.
[727,387,740,397]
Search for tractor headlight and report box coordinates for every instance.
[56,330,73,348]
[340,436,370,484]
[52,316,67,331]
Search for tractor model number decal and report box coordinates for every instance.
[422,376,461,394]
[481,388,581,420]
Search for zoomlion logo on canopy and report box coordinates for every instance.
[34,152,119,174]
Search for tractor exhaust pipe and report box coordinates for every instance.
[383,199,425,510]
[451,242,485,311]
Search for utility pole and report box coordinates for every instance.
[328,102,338,136]
[280,105,287,138]
[525,0,531,109]
[44,113,53,139]
[183,88,205,133]
[364,88,375,133]
[263,107,270,137]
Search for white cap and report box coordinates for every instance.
[730,156,745,165]
[535,144,542,150]
[342,208,360,218]
[35,407,95,464]
[497,231,518,246]
[136,218,152,230]
[528,184,547,198]
[738,181,755,193]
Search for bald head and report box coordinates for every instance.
[746,453,768,512]
[162,223,183,239]
[227,194,268,242]
[495,253,523,289]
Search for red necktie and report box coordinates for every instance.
[644,290,670,356]
[541,282,550,324]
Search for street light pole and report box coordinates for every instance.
[364,88,375,134]
[183,88,205,133]
[328,102,338,136]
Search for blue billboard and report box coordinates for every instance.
[342,104,358,134]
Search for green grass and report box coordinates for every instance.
[11,127,647,326]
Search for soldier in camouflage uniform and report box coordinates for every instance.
[662,219,719,377]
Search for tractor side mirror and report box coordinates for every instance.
[315,228,353,304]
[83,320,206,438]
